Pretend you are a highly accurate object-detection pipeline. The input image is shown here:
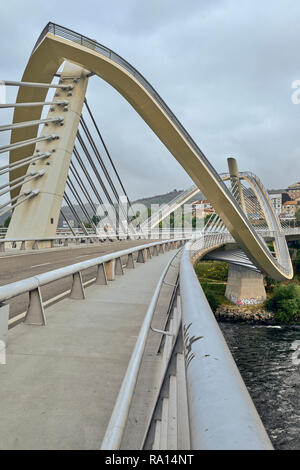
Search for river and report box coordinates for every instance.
[219,322,300,450]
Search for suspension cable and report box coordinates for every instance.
[68,168,101,231]
[72,147,118,233]
[0,190,39,218]
[0,170,44,197]
[0,189,31,211]
[79,116,130,224]
[76,131,123,233]
[60,209,76,236]
[0,100,68,109]
[0,152,51,175]
[66,179,97,232]
[0,116,64,132]
[2,80,73,90]
[63,194,89,236]
[69,163,106,233]
[80,117,122,203]
[0,134,58,154]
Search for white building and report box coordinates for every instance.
[268,192,282,215]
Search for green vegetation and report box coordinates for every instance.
[194,243,300,323]
[195,260,228,281]
[201,284,220,312]
[295,208,300,227]
[266,284,300,323]
[92,215,100,225]
[4,216,11,228]
[295,250,300,276]
[195,261,230,312]
[265,276,280,293]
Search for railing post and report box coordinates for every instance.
[95,264,108,285]
[153,245,159,256]
[137,249,146,263]
[70,271,85,299]
[20,240,26,250]
[24,287,46,325]
[126,253,135,269]
[0,241,5,252]
[105,260,115,281]
[115,257,124,275]
[0,304,9,357]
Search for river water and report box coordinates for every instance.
[219,322,300,450]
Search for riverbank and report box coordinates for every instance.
[195,256,300,325]
[215,303,300,325]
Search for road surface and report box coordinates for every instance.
[0,240,154,323]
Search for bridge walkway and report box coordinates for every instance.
[0,249,176,450]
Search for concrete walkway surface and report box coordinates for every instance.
[0,250,176,450]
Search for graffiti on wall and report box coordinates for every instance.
[230,295,263,306]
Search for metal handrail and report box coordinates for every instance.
[180,241,273,449]
[0,239,183,304]
[100,249,180,450]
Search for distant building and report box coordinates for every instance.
[282,192,292,204]
[191,199,214,219]
[269,193,282,215]
[281,200,297,217]
[62,219,74,228]
[288,182,300,200]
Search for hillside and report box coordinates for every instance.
[0,188,204,228]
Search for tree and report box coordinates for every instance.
[201,282,220,312]
[266,283,300,323]
[294,250,300,275]
[296,208,300,227]
[92,215,100,225]
[4,216,11,228]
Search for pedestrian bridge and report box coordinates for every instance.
[0,23,298,450]
[0,235,275,450]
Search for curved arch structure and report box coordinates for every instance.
[8,23,292,281]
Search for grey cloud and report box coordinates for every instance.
[0,0,300,202]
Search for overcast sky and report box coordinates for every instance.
[1,0,300,200]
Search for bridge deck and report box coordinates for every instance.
[0,250,175,450]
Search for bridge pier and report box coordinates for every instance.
[225,264,266,305]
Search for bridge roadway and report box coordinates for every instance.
[0,248,177,450]
[0,240,153,323]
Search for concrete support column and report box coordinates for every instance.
[225,264,266,305]
[227,157,247,214]
[7,62,89,248]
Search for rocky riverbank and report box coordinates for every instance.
[215,304,300,324]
